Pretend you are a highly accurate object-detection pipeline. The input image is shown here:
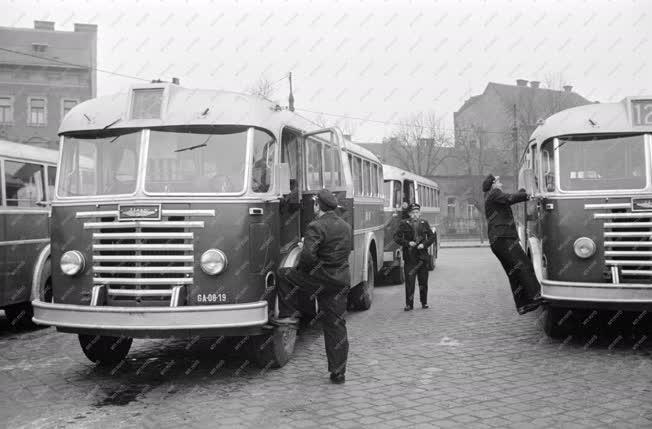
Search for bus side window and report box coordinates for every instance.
[404,180,415,204]
[281,128,300,194]
[354,157,363,195]
[306,137,323,190]
[47,165,56,201]
[392,180,401,209]
[363,160,371,196]
[371,164,379,196]
[251,130,276,193]
[542,143,555,192]
[5,160,45,207]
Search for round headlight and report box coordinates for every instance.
[60,250,85,276]
[573,237,596,259]
[201,249,227,275]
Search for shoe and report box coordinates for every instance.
[404,305,413,311]
[330,372,345,384]
[516,302,540,315]
[421,304,429,309]
[272,317,299,325]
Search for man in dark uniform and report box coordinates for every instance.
[483,174,542,314]
[276,189,352,384]
[394,203,435,311]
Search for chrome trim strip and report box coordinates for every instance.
[0,209,49,214]
[0,238,49,247]
[584,203,631,210]
[84,221,204,229]
[93,255,193,262]
[542,279,652,289]
[170,285,183,307]
[595,212,652,219]
[606,260,652,266]
[107,288,174,296]
[604,231,652,237]
[96,277,194,285]
[621,270,652,276]
[604,222,652,228]
[76,209,216,219]
[605,241,652,247]
[93,243,193,251]
[76,211,118,218]
[90,285,106,306]
[354,225,384,235]
[93,266,193,273]
[93,232,193,239]
[31,244,51,301]
[605,250,652,256]
[611,266,620,283]
[32,299,269,330]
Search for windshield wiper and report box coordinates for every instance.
[104,117,122,129]
[174,143,207,153]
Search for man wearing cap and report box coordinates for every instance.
[394,203,436,311]
[483,174,542,315]
[276,188,352,384]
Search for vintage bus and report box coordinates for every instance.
[0,140,58,328]
[381,164,440,283]
[31,82,385,367]
[518,96,652,337]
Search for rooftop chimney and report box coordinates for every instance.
[530,81,540,89]
[516,79,528,87]
[563,85,573,93]
[172,77,180,85]
[74,23,98,33]
[34,21,55,31]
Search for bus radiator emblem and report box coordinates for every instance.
[631,198,652,211]
[118,205,162,221]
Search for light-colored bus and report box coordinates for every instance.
[0,140,58,327]
[381,164,440,283]
[518,96,652,336]
[31,82,385,367]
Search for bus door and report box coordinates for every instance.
[301,128,352,247]
[279,128,302,251]
[403,179,415,215]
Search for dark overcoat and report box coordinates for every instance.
[484,188,528,243]
[394,218,435,264]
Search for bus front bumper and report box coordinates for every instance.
[541,279,652,309]
[32,300,269,337]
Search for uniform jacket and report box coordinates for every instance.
[297,211,352,289]
[394,218,435,263]
[484,188,528,243]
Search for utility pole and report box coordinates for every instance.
[288,72,295,112]
[512,104,518,187]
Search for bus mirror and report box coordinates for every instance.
[520,168,535,194]
[276,163,291,195]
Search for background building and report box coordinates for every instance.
[0,20,97,148]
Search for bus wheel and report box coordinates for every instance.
[542,306,574,339]
[249,325,297,369]
[78,334,132,365]
[348,251,374,311]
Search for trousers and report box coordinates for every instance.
[277,268,349,374]
[490,238,541,311]
[404,259,428,307]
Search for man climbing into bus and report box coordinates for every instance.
[482,174,542,314]
[276,189,352,384]
[394,203,435,311]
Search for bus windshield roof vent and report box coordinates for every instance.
[131,88,164,120]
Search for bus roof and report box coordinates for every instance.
[531,96,652,145]
[0,139,58,164]
[382,164,439,189]
[59,82,380,164]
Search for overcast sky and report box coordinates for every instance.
[2,0,650,141]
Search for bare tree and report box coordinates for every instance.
[385,112,452,176]
[247,76,275,99]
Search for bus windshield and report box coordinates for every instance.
[58,130,141,197]
[145,126,250,194]
[557,135,646,191]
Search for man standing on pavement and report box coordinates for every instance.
[483,174,542,314]
[394,203,435,311]
[276,189,352,384]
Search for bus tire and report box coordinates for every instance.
[542,306,574,339]
[348,251,374,311]
[78,334,132,365]
[249,326,297,369]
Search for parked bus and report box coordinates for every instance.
[381,164,440,283]
[31,82,385,367]
[0,140,58,328]
[518,96,652,337]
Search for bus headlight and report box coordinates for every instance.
[60,250,85,276]
[201,249,227,275]
[573,237,596,259]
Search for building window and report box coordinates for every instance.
[0,96,13,124]
[32,43,48,53]
[61,99,78,120]
[28,97,47,126]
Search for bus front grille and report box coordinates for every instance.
[78,209,214,306]
[596,208,652,282]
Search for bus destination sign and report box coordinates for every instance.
[631,99,652,126]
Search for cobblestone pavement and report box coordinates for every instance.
[1,248,651,429]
